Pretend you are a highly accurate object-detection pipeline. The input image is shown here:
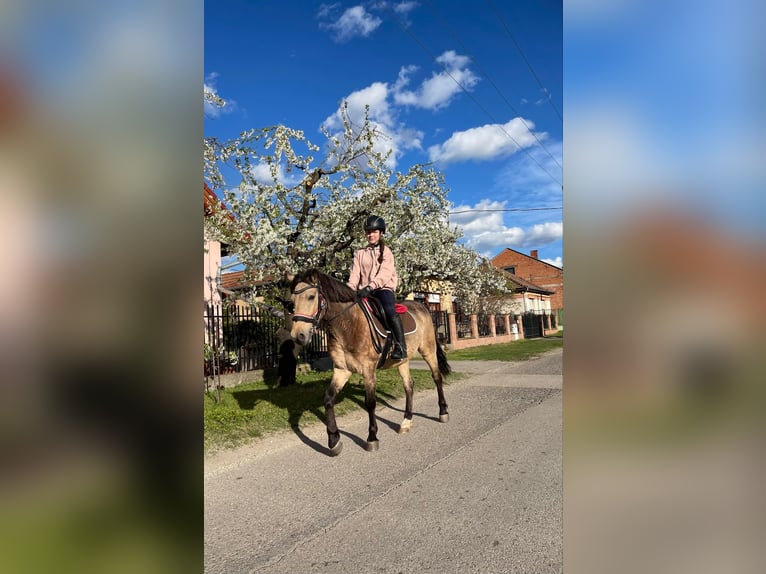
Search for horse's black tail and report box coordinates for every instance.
[436,342,451,376]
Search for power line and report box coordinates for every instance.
[449,207,561,214]
[384,5,563,189]
[421,0,562,172]
[486,0,562,121]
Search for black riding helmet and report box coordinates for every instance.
[364,215,386,233]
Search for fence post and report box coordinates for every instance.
[504,314,511,337]
[447,313,457,345]
[470,314,479,339]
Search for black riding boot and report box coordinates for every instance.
[389,313,407,360]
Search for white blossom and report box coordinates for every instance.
[205,102,509,308]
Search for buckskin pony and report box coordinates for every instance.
[289,269,450,456]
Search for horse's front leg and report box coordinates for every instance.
[324,368,352,456]
[363,368,379,451]
[397,362,414,433]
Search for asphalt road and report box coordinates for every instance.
[205,348,562,574]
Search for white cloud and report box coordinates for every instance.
[543,256,563,268]
[316,3,338,19]
[393,50,478,110]
[248,161,302,187]
[204,73,236,118]
[394,1,419,16]
[323,82,393,131]
[450,200,562,257]
[322,81,423,169]
[319,5,382,42]
[393,1,418,25]
[392,64,419,93]
[428,117,544,164]
[525,221,564,243]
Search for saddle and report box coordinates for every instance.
[359,298,417,368]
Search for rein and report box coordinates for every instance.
[291,283,360,325]
[323,299,360,323]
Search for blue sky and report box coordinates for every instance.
[565,0,766,239]
[204,0,563,267]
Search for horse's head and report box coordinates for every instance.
[289,270,326,346]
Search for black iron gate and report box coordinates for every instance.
[521,312,543,339]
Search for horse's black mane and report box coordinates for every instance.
[291,268,356,303]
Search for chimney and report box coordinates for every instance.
[530,249,538,259]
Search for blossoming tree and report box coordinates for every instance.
[204,97,509,312]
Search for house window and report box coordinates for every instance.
[504,266,516,275]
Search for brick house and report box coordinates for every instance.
[491,248,563,314]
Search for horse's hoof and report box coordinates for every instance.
[365,440,379,452]
[439,413,449,423]
[398,420,412,434]
[328,441,343,457]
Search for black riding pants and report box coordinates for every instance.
[371,289,397,324]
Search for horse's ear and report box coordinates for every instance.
[285,273,295,283]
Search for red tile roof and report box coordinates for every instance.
[204,183,251,242]
[220,271,276,291]
[204,183,232,218]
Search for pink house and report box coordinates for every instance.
[203,183,229,308]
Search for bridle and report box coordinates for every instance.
[291,283,327,325]
[291,282,361,325]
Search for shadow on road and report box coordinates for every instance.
[231,380,399,455]
[376,397,442,424]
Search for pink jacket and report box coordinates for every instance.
[347,243,398,292]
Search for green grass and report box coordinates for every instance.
[204,368,461,453]
[446,332,563,361]
[205,332,563,453]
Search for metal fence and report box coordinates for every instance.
[203,303,539,374]
[204,303,282,373]
[453,310,472,339]
[297,328,330,364]
[494,314,507,335]
[430,310,451,345]
[477,314,492,337]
